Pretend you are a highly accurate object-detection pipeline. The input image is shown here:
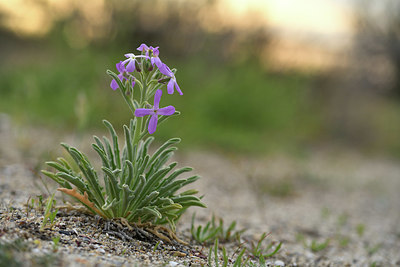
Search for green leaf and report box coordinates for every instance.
[57,157,73,170]
[147,147,177,177]
[106,70,125,92]
[157,166,193,189]
[56,172,88,193]
[103,120,121,168]
[123,160,135,188]
[125,175,146,213]
[139,165,174,201]
[159,175,200,197]
[137,191,159,209]
[41,193,56,230]
[137,155,150,180]
[141,206,162,219]
[264,242,282,258]
[138,136,154,161]
[102,198,118,212]
[92,141,110,169]
[123,125,133,162]
[101,166,121,201]
[147,138,180,168]
[171,195,202,203]
[119,184,135,217]
[46,161,70,173]
[61,143,105,207]
[232,248,246,267]
[41,170,71,188]
[102,136,116,170]
[157,203,182,212]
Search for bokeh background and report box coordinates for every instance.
[1,0,400,156]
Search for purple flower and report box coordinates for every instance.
[134,89,175,134]
[137,43,150,55]
[122,53,146,72]
[159,63,183,95]
[110,61,135,90]
[137,44,163,68]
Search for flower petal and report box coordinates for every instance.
[152,47,160,57]
[153,89,162,109]
[167,79,174,94]
[153,57,163,68]
[124,53,134,58]
[110,79,119,90]
[137,44,149,52]
[126,59,135,72]
[110,74,125,90]
[158,105,175,116]
[174,80,183,95]
[148,114,158,134]
[159,63,172,77]
[122,58,130,65]
[116,61,125,73]
[135,108,153,117]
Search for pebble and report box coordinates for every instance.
[274,260,285,266]
[97,248,106,254]
[169,261,179,266]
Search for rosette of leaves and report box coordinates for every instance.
[42,119,205,229]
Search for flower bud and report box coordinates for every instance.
[158,77,170,84]
[142,59,152,73]
[135,60,141,72]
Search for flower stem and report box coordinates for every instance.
[133,73,148,146]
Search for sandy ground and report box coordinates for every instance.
[1,114,400,266]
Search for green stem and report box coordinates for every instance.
[119,87,135,116]
[133,117,143,146]
[133,73,148,147]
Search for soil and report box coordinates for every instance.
[1,114,400,266]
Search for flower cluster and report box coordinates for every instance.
[109,44,182,135]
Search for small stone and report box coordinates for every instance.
[169,261,179,266]
[274,260,285,266]
[172,251,186,257]
[97,248,106,254]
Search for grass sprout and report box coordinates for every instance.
[40,193,58,231]
[191,214,245,244]
[366,243,381,256]
[207,239,247,267]
[33,195,45,213]
[356,223,366,237]
[309,239,330,253]
[200,228,282,266]
[52,236,60,252]
[248,232,282,260]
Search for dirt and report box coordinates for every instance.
[1,114,400,266]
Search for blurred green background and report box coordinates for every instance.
[1,0,400,156]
